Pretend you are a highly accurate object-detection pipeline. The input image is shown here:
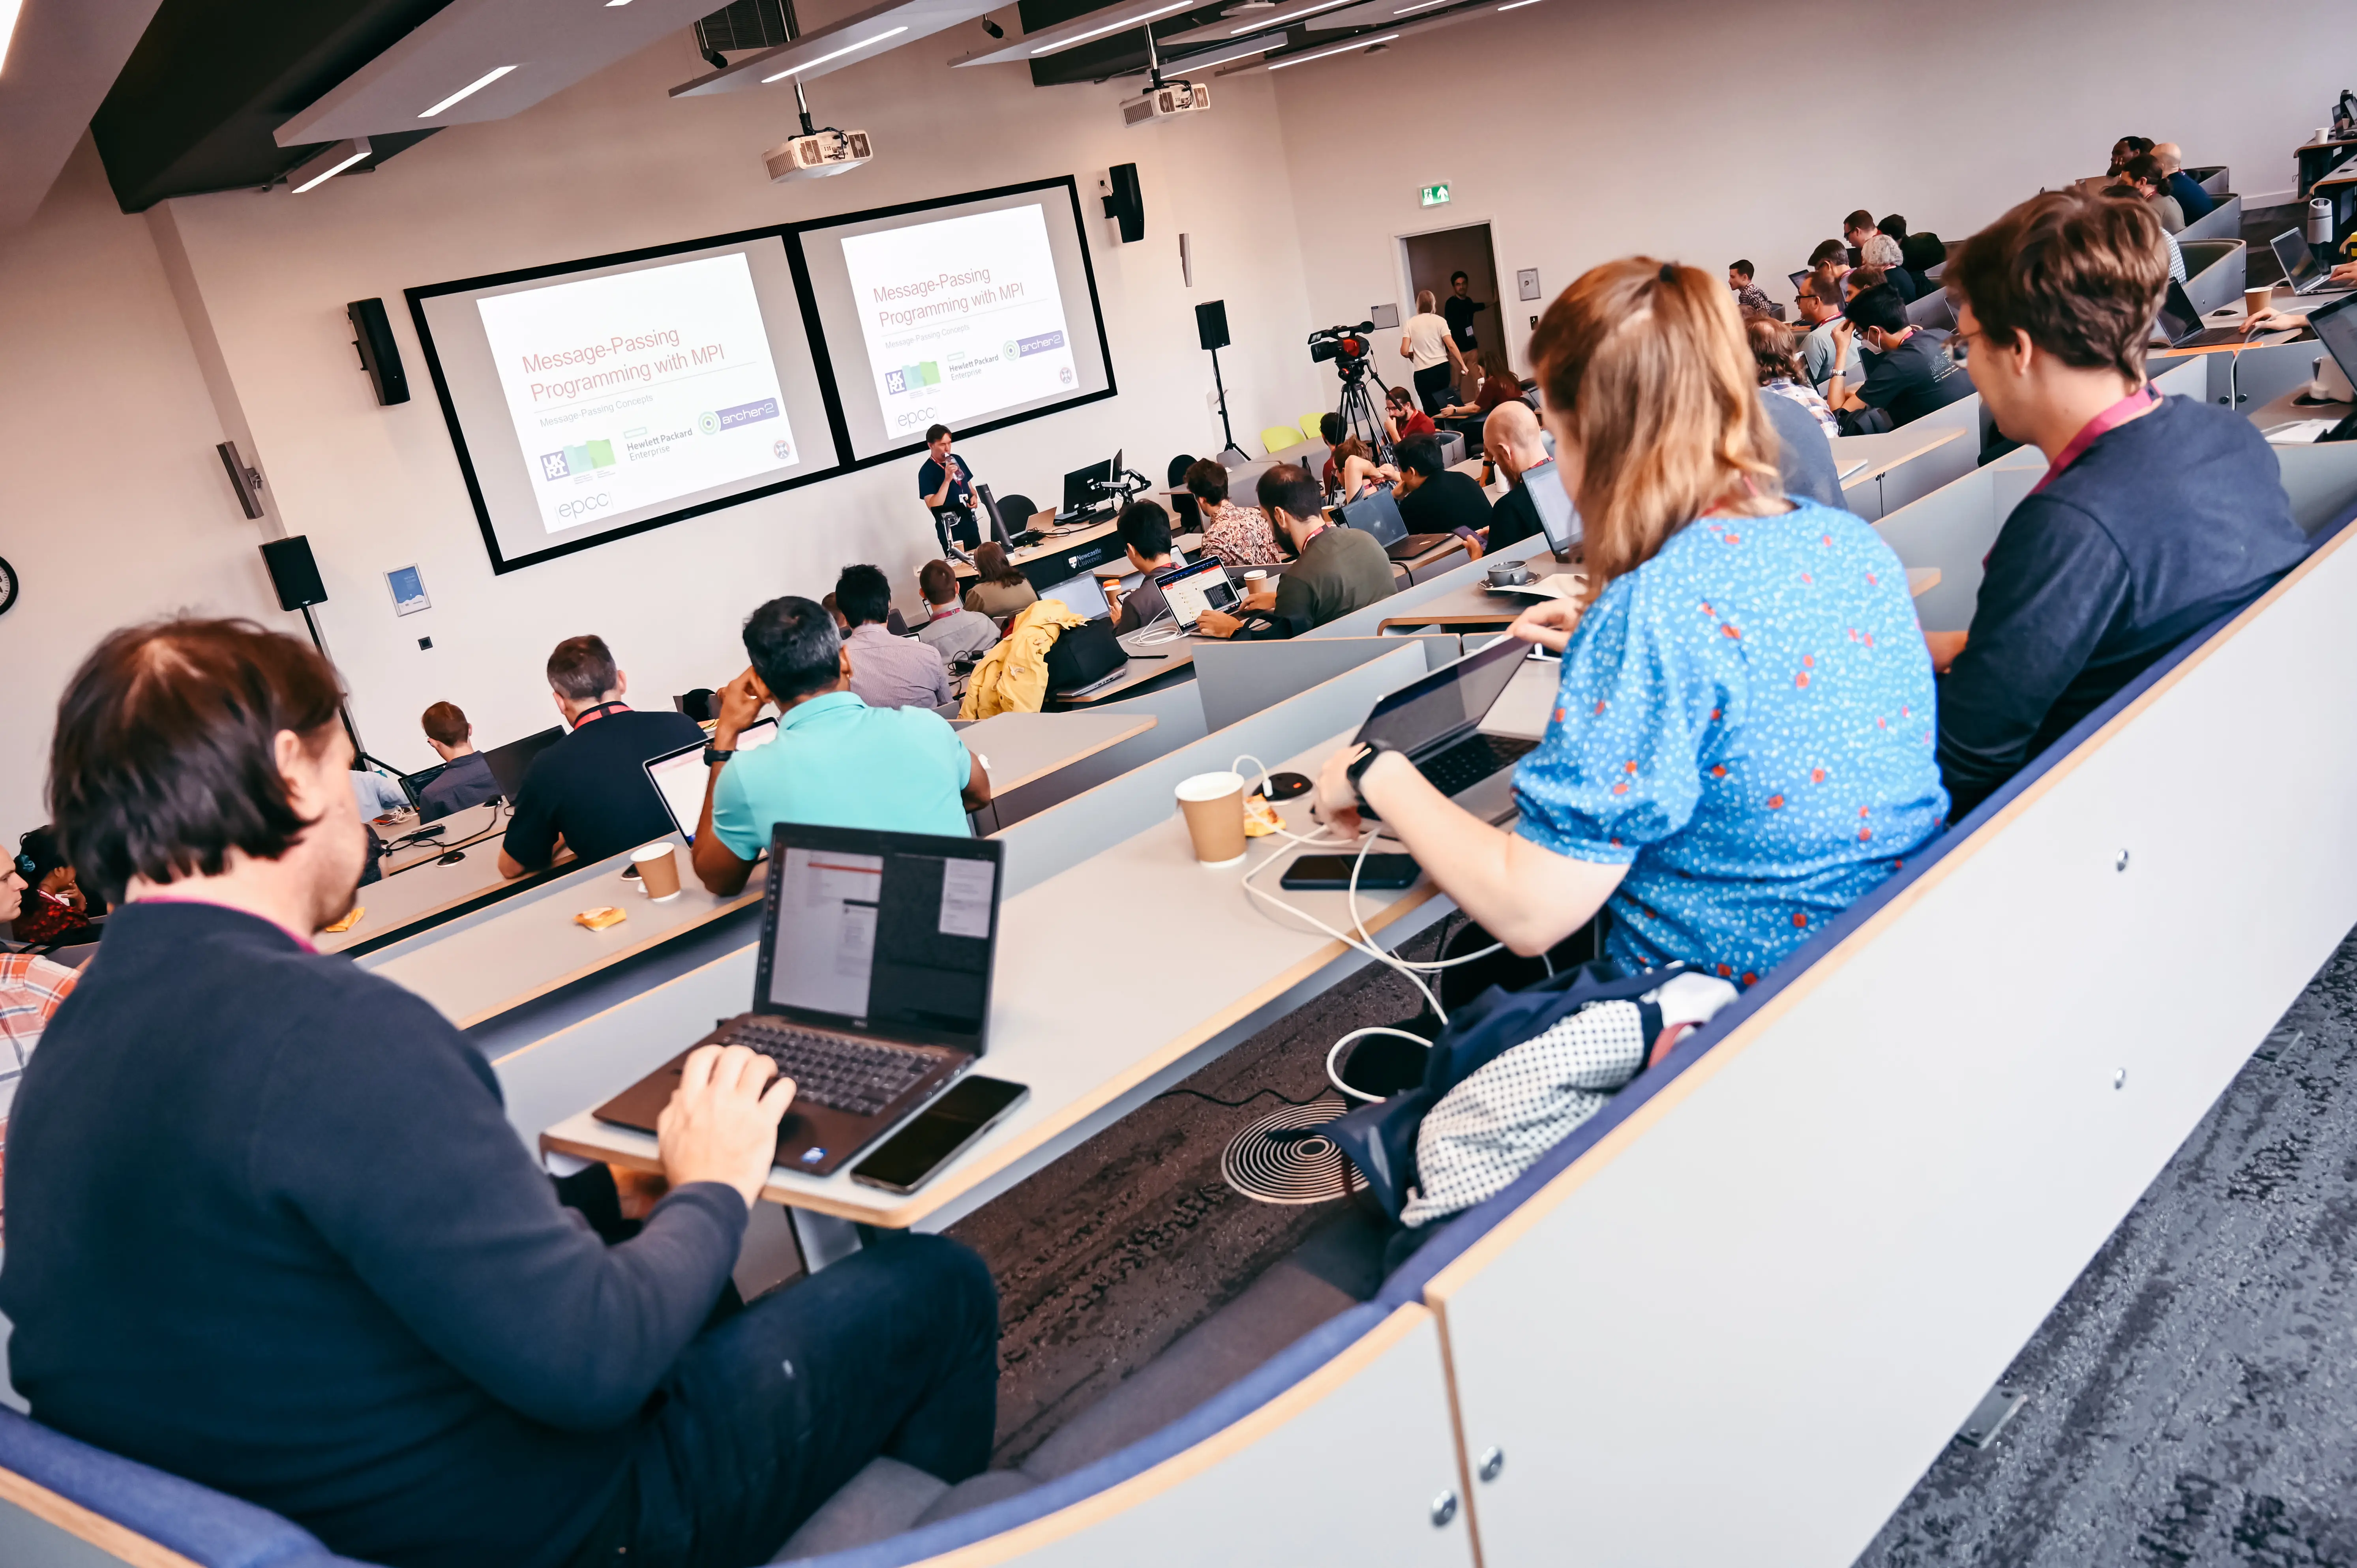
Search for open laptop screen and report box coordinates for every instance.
[2273,229,2325,292]
[644,718,776,841]
[1355,635,1532,755]
[761,830,1000,1049]
[1038,571,1111,620]
[2155,280,2206,347]
[481,727,564,801]
[2309,289,2357,388]
[1339,486,1408,546]
[1156,557,1238,626]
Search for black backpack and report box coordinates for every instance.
[1044,618,1125,693]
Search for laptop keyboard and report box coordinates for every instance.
[719,1017,938,1117]
[1416,732,1539,797]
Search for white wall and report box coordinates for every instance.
[1269,0,2345,394]
[0,138,286,841]
[152,32,1322,774]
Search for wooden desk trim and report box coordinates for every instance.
[334,852,579,959]
[543,829,1443,1226]
[1419,511,2357,1306]
[1843,425,1965,485]
[1375,552,1576,630]
[0,1466,203,1568]
[1907,566,1940,597]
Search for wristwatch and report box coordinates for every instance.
[703,744,734,767]
[1344,740,1400,821]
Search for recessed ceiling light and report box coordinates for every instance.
[1030,0,1193,56]
[289,137,374,194]
[1266,30,1397,66]
[1392,0,1450,14]
[419,64,517,118]
[1229,0,1355,34]
[0,0,24,76]
[760,25,910,81]
[1496,1,1541,9]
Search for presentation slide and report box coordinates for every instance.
[476,254,799,537]
[839,204,1078,434]
[410,236,839,572]
[799,180,1115,463]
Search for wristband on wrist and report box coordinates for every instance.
[703,745,734,768]
[1344,740,1399,821]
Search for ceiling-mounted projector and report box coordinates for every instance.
[765,128,873,181]
[1121,79,1209,128]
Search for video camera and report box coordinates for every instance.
[1308,321,1378,379]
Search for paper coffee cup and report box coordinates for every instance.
[1174,771,1248,867]
[1242,570,1268,584]
[632,841,683,900]
[2246,285,2275,318]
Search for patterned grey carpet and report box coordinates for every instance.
[1856,934,2357,1566]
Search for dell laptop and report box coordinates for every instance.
[642,717,778,842]
[1352,634,1542,825]
[1154,556,1241,628]
[481,726,564,802]
[594,822,1005,1177]
[2154,278,2254,349]
[1339,485,1456,562]
[2271,229,2344,298]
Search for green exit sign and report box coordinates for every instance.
[1420,183,1450,207]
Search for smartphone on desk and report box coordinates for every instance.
[1280,853,1419,891]
[850,1075,1031,1193]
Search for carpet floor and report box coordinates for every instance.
[1856,932,2357,1566]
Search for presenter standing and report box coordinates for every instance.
[919,425,983,557]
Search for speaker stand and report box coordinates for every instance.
[297,601,370,765]
[1207,345,1249,463]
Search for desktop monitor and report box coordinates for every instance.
[1037,571,1111,621]
[481,726,564,802]
[1060,457,1113,515]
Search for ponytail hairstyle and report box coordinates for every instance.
[1528,257,1780,601]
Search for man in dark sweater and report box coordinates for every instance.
[1394,433,1493,541]
[1827,281,1973,435]
[2,618,997,1568]
[499,633,706,875]
[1195,465,1396,638]
[1933,190,2305,818]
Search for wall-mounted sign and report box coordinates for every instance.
[386,565,431,616]
[1517,268,1542,301]
[1419,184,1451,208]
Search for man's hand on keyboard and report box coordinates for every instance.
[657,1043,797,1208]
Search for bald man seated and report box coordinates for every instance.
[1479,401,1563,551]
[2150,142,2215,222]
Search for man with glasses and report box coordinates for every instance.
[1930,189,2302,818]
[1823,281,1971,434]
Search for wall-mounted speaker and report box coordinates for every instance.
[259,536,327,611]
[1196,300,1230,352]
[1102,163,1144,244]
[348,298,409,406]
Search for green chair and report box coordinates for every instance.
[1299,412,1326,442]
[1261,425,1303,457]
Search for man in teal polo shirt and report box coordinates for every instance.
[690,595,992,896]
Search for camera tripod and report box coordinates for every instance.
[1333,364,1393,463]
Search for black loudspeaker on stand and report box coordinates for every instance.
[259,535,389,771]
[1196,300,1247,462]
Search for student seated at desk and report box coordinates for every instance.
[1824,280,1972,435]
[1478,400,1560,551]
[1796,276,1849,392]
[914,560,1001,665]
[1196,465,1396,639]
[0,859,78,1240]
[1314,259,1948,987]
[1102,501,1179,633]
[3,616,999,1568]
[1184,457,1285,567]
[1860,234,1916,302]
[1395,433,1493,542]
[1930,189,2304,819]
[2121,153,2185,234]
[1726,259,1776,318]
[837,563,951,710]
[693,596,990,896]
[415,701,502,821]
[499,635,704,877]
[9,827,92,947]
[1327,435,1397,502]
[1384,384,1439,442]
[963,541,1039,623]
[1748,315,1839,438]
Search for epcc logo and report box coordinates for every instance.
[893,407,939,430]
[557,494,613,520]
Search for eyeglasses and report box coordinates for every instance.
[1942,328,1984,366]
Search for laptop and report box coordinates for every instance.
[2271,229,2343,297]
[593,822,1005,1176]
[2154,278,2252,349]
[642,717,778,841]
[1037,570,1112,621]
[1338,485,1455,561]
[1523,459,1581,556]
[2268,289,2357,442]
[1155,556,1241,628]
[480,726,564,802]
[1352,634,1540,825]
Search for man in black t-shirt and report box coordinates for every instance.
[1827,283,1972,434]
[1394,433,1493,540]
[916,424,981,555]
[498,634,705,875]
[1442,271,1486,354]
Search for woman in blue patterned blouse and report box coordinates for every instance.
[1317,257,1949,987]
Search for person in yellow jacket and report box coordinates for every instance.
[960,598,1086,718]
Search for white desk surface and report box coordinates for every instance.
[375,803,504,874]
[1377,553,1577,630]
[1831,426,1965,486]
[1050,626,1203,706]
[541,720,1456,1226]
[323,838,576,957]
[358,710,1149,1021]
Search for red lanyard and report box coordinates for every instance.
[570,701,628,729]
[2031,386,2159,495]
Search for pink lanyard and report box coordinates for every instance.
[2031,386,2159,495]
